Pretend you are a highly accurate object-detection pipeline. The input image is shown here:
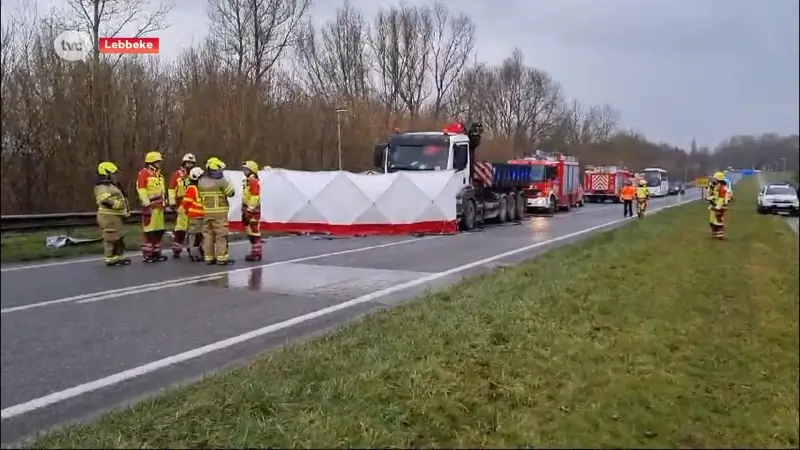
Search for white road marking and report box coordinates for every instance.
[0,236,441,314]
[76,276,227,304]
[0,238,278,273]
[0,195,697,420]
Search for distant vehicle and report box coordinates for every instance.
[667,181,685,196]
[641,168,670,197]
[509,151,584,213]
[583,165,633,203]
[757,185,799,216]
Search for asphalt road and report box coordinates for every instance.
[0,191,701,444]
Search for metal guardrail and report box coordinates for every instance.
[1,211,177,233]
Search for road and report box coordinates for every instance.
[0,191,699,444]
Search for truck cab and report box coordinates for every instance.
[373,122,529,230]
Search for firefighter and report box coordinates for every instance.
[635,179,650,218]
[181,167,206,262]
[95,162,131,266]
[137,151,168,262]
[198,157,236,265]
[620,179,636,217]
[241,160,262,261]
[709,172,728,240]
[168,153,197,258]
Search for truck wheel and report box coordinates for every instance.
[548,196,557,214]
[498,196,508,223]
[505,196,515,222]
[461,199,476,231]
[516,192,526,219]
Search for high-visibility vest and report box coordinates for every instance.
[181,185,204,218]
[242,175,261,210]
[95,182,129,216]
[620,186,636,200]
[136,166,165,208]
[197,174,235,217]
[168,168,190,206]
[635,186,649,199]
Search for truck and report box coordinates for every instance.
[508,151,584,213]
[583,165,633,203]
[373,122,533,231]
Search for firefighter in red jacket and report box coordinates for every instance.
[181,167,206,261]
[168,153,197,258]
[137,151,168,262]
[242,160,262,261]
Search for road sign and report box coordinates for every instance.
[695,177,709,187]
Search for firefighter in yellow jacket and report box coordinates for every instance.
[168,153,197,258]
[95,162,132,266]
[137,151,168,262]
[241,160,263,261]
[635,179,650,218]
[198,157,236,265]
[709,172,728,239]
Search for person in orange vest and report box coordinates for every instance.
[136,151,168,262]
[241,160,262,261]
[180,167,206,261]
[167,153,197,258]
[620,179,636,217]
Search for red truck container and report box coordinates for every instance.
[508,150,584,214]
[583,165,633,203]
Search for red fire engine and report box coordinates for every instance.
[508,150,584,213]
[583,165,634,203]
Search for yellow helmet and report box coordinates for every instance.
[713,171,726,181]
[242,160,259,173]
[639,179,647,186]
[98,161,119,176]
[144,151,163,164]
[206,157,226,171]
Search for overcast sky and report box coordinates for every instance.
[15,0,800,148]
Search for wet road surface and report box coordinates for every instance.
[1,192,699,444]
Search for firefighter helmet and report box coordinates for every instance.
[639,179,647,186]
[242,160,259,173]
[144,151,163,164]
[206,157,226,171]
[713,171,726,181]
[182,153,197,163]
[98,161,119,176]
[188,167,204,181]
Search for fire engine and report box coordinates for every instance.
[583,165,634,203]
[508,150,584,213]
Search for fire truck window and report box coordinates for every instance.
[453,143,468,170]
[545,166,558,180]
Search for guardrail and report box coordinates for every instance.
[1,211,177,233]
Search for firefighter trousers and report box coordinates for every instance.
[244,210,262,260]
[186,218,204,260]
[202,215,230,263]
[97,214,126,263]
[171,208,189,255]
[636,199,647,216]
[623,200,633,217]
[709,208,725,239]
[141,208,166,258]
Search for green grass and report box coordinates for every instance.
[26,178,799,449]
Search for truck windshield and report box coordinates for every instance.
[387,144,449,171]
[529,165,547,181]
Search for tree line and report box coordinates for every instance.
[1,0,795,214]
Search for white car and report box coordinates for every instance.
[757,184,799,216]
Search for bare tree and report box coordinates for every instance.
[295,0,370,103]
[428,0,475,119]
[208,0,251,76]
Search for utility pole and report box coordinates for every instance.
[781,157,787,173]
[336,109,348,170]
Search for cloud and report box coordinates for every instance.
[11,0,800,147]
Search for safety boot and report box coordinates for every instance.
[172,251,182,259]
[244,254,262,262]
[205,259,216,266]
[216,259,235,265]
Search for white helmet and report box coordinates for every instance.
[182,153,197,163]
[188,167,204,181]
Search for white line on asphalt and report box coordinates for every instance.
[0,195,697,420]
[0,238,281,273]
[0,236,441,314]
[76,276,227,304]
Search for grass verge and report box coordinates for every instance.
[27,178,799,448]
